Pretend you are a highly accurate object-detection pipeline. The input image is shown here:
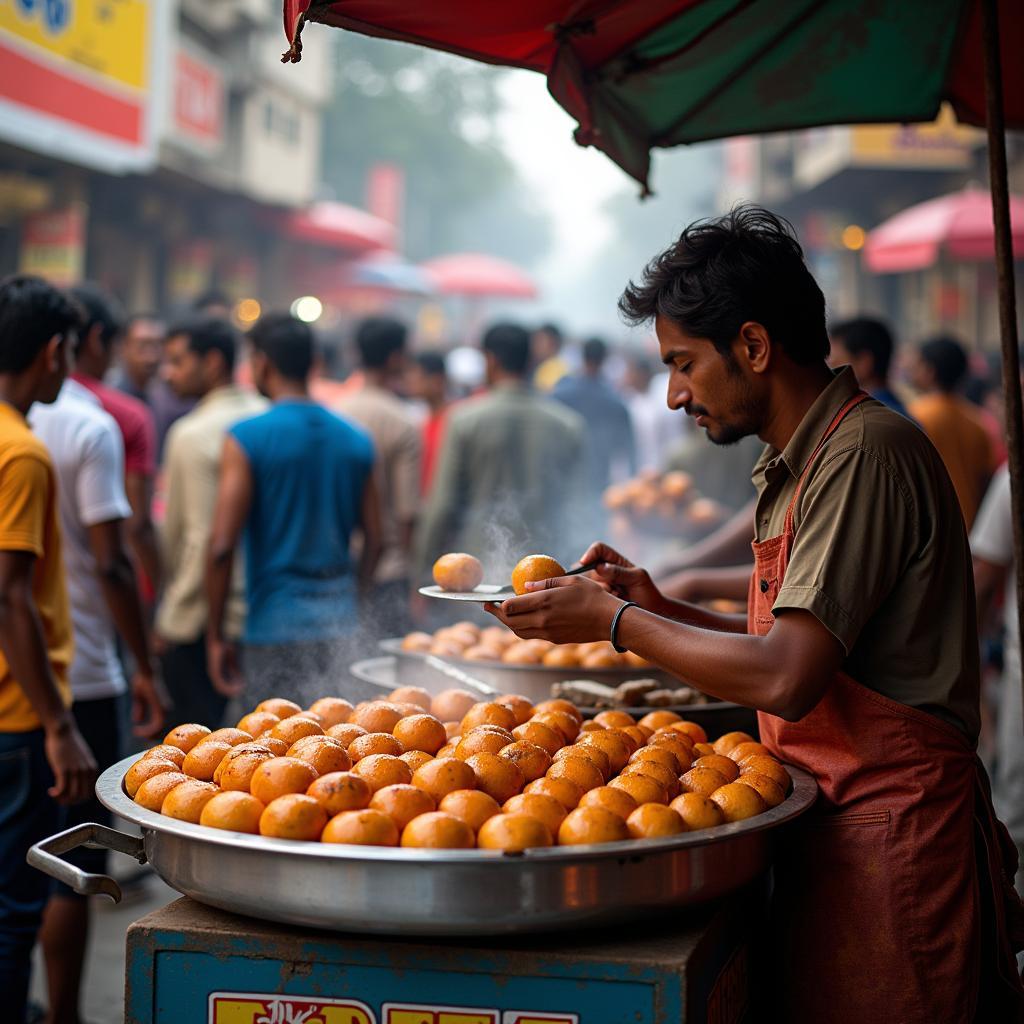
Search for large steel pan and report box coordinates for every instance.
[28,755,816,936]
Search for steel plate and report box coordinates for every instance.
[418,584,516,603]
[96,755,816,935]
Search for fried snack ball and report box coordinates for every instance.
[735,771,787,808]
[199,727,253,748]
[393,713,447,755]
[411,757,476,801]
[349,732,404,761]
[436,741,458,759]
[511,554,565,596]
[321,808,399,846]
[578,785,638,821]
[712,731,756,756]
[161,779,219,823]
[582,651,624,669]
[134,771,190,812]
[256,698,302,719]
[524,776,584,811]
[125,756,181,798]
[236,711,281,737]
[455,729,510,761]
[692,742,716,759]
[531,710,579,744]
[388,686,432,710]
[351,753,412,793]
[139,744,187,769]
[162,723,211,754]
[670,792,725,831]
[620,760,680,800]
[499,741,552,783]
[546,755,604,794]
[401,811,475,849]
[694,754,740,783]
[349,701,406,735]
[200,791,265,834]
[249,757,318,805]
[465,752,525,804]
[679,766,730,798]
[181,741,232,783]
[609,772,668,807]
[503,792,567,836]
[512,720,563,757]
[593,710,637,729]
[495,694,534,726]
[553,743,611,781]
[460,701,516,734]
[399,750,434,773]
[217,743,275,791]
[728,741,772,763]
[430,689,479,722]
[288,736,353,776]
[326,723,368,747]
[306,697,354,729]
[627,803,686,840]
[629,745,684,775]
[477,813,553,851]
[306,771,371,815]
[370,784,436,831]
[502,641,544,666]
[438,788,501,831]
[557,805,630,846]
[400,632,434,653]
[542,646,580,668]
[462,644,502,662]
[740,755,791,791]
[576,730,631,774]
[710,782,768,822]
[647,734,696,769]
[258,736,289,757]
[533,699,583,723]
[638,710,682,731]
[433,552,484,592]
[673,721,708,745]
[270,716,324,747]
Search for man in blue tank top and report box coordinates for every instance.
[205,313,381,708]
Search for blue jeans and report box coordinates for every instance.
[0,728,58,1019]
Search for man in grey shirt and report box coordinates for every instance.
[415,322,586,585]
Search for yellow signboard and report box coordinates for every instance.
[850,105,981,170]
[0,0,148,90]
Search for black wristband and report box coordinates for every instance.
[610,600,638,654]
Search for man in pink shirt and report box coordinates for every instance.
[69,285,162,594]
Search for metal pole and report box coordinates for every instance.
[981,0,1024,728]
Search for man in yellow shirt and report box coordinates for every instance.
[0,276,95,1017]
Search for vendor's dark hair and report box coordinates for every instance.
[619,204,829,366]
[249,312,314,381]
[0,275,80,374]
[831,317,895,380]
[483,322,531,375]
[169,315,238,373]
[355,316,407,369]
[415,350,447,376]
[919,335,969,392]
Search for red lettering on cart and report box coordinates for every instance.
[208,992,376,1024]
[707,946,749,1024]
[381,1004,497,1024]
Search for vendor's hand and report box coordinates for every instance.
[44,713,97,805]
[207,636,244,698]
[485,574,621,644]
[130,670,167,739]
[577,541,665,611]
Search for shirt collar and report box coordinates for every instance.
[197,384,244,408]
[762,366,861,480]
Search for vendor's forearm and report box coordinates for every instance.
[205,547,233,640]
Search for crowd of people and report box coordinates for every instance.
[0,254,1021,1020]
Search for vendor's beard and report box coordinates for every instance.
[695,377,762,447]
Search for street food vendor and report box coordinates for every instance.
[487,206,1024,1023]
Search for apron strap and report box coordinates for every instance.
[783,391,871,536]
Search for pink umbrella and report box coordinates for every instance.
[864,186,1024,272]
[420,253,538,299]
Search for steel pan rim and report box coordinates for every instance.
[99,754,816,863]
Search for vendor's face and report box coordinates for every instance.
[658,316,763,445]
[162,334,205,398]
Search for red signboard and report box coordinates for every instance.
[174,49,224,149]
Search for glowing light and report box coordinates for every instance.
[290,295,323,323]
[235,298,261,324]
[841,225,866,251]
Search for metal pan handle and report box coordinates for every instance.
[27,823,147,903]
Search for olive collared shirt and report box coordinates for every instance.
[752,366,980,740]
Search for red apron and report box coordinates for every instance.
[749,392,1024,1023]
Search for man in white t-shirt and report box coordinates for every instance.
[972,465,1024,880]
[30,376,163,1024]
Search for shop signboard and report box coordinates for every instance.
[171,44,224,154]
[849,106,980,169]
[18,202,85,286]
[0,0,169,172]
